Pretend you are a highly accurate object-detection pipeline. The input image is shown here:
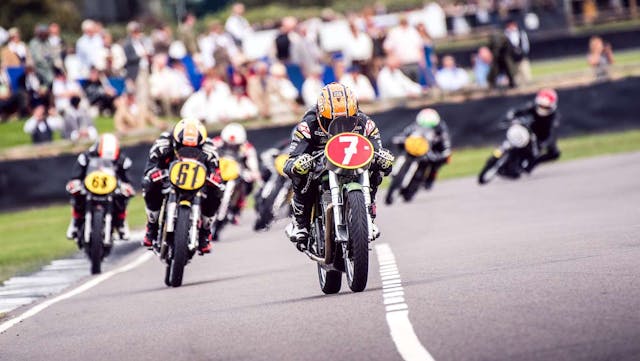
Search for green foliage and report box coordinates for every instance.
[0,0,82,38]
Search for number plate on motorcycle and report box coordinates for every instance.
[84,171,117,195]
[325,133,374,170]
[274,154,289,177]
[404,135,429,157]
[169,160,206,190]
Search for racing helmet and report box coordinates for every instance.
[316,83,358,134]
[535,88,558,117]
[506,123,530,148]
[172,118,207,148]
[221,123,247,146]
[416,108,441,128]
[93,133,120,161]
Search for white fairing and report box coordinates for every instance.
[506,124,530,148]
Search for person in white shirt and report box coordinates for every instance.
[225,2,252,46]
[198,21,239,72]
[339,65,376,103]
[383,15,425,83]
[266,62,299,117]
[376,55,422,100]
[76,20,104,74]
[180,76,230,124]
[301,64,325,107]
[149,54,193,116]
[435,55,470,92]
[23,105,64,143]
[52,70,83,112]
[342,20,373,69]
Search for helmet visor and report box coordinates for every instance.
[326,116,359,136]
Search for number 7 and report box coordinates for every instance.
[339,135,359,165]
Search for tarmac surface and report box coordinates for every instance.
[1,152,639,361]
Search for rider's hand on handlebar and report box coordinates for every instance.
[293,154,314,175]
[120,182,136,197]
[146,168,168,184]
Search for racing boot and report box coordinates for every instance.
[424,169,437,190]
[370,203,380,240]
[287,198,310,251]
[143,209,160,248]
[114,211,130,240]
[66,210,84,249]
[198,215,215,255]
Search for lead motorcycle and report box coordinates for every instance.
[385,129,439,205]
[78,159,130,274]
[254,152,292,231]
[154,147,220,287]
[286,121,379,294]
[478,119,538,185]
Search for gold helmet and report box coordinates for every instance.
[316,83,358,133]
[172,118,207,148]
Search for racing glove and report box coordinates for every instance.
[292,153,314,175]
[66,179,83,195]
[120,182,136,197]
[376,148,395,172]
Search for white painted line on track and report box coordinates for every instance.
[0,251,153,334]
[375,243,435,361]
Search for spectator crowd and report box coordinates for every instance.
[0,1,612,145]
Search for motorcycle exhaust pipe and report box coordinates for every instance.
[303,205,334,265]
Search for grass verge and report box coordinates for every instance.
[1,129,640,283]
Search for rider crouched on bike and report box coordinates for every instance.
[211,123,261,224]
[503,88,561,171]
[66,133,135,243]
[142,118,222,254]
[284,83,394,246]
[393,108,451,189]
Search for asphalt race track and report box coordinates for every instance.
[1,152,639,361]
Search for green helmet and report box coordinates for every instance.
[416,108,441,128]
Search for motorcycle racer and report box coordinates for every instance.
[65,133,135,243]
[141,118,223,254]
[284,83,394,246]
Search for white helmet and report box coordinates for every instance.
[506,124,530,148]
[221,123,247,146]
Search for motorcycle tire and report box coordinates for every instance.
[88,208,105,275]
[344,191,369,292]
[385,158,411,205]
[401,163,426,202]
[478,156,501,185]
[164,264,171,287]
[317,264,342,294]
[169,206,190,287]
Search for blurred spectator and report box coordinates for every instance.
[301,64,324,107]
[274,17,299,63]
[29,25,56,88]
[199,21,238,75]
[0,26,7,46]
[247,61,270,118]
[177,12,198,55]
[343,19,373,72]
[82,67,117,115]
[266,62,299,117]
[180,75,231,124]
[149,54,193,116]
[23,105,63,143]
[473,46,493,88]
[377,55,422,99]
[101,32,127,76]
[225,2,252,46]
[151,24,173,55]
[291,23,323,75]
[588,36,614,81]
[23,65,49,109]
[1,27,29,67]
[488,31,516,88]
[48,23,65,71]
[123,21,148,82]
[52,69,83,112]
[62,95,98,142]
[0,65,20,121]
[227,70,258,121]
[383,15,425,83]
[504,20,531,85]
[416,23,436,87]
[64,46,85,81]
[436,55,470,92]
[114,91,164,134]
[363,9,386,83]
[76,20,104,74]
[339,65,376,103]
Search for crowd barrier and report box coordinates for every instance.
[1,76,639,210]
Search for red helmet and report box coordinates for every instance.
[535,88,558,116]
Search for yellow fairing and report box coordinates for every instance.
[274,154,289,177]
[84,171,118,195]
[169,160,206,190]
[219,157,240,181]
[404,136,429,157]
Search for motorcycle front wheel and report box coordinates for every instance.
[385,156,410,205]
[88,208,105,275]
[478,155,504,185]
[169,206,190,287]
[344,191,369,292]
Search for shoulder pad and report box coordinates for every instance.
[77,153,88,166]
[364,118,378,136]
[122,157,133,170]
[294,121,311,140]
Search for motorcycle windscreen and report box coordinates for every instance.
[325,116,360,136]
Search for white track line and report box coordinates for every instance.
[0,252,153,334]
[375,243,435,361]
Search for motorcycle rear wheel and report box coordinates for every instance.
[88,208,105,275]
[344,191,369,292]
[169,207,190,287]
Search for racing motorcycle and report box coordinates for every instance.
[254,152,292,231]
[385,130,438,205]
[478,120,538,185]
[210,151,244,242]
[286,120,378,294]
[155,147,218,287]
[78,159,128,274]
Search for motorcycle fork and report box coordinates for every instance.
[84,198,92,245]
[328,172,346,242]
[103,198,113,247]
[401,161,420,189]
[188,195,201,251]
